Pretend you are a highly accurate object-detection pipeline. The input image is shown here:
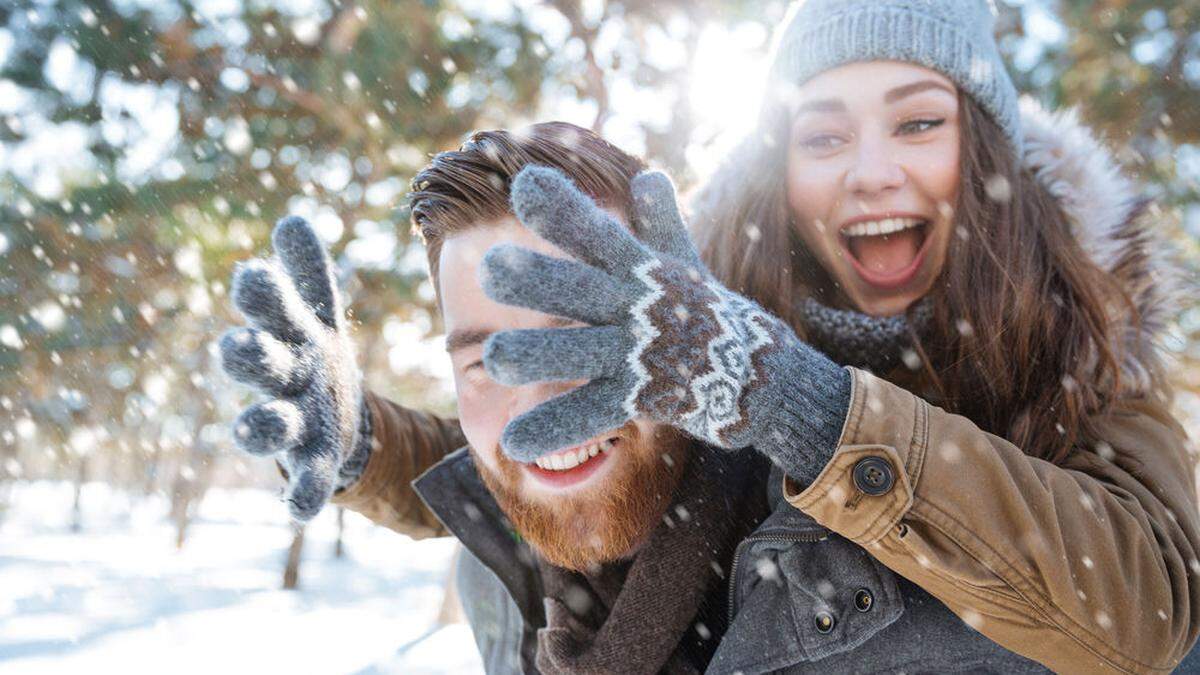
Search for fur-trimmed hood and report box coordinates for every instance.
[1018,97,1182,398]
[689,97,1184,400]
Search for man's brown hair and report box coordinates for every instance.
[408,121,646,296]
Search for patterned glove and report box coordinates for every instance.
[480,166,852,485]
[219,216,371,522]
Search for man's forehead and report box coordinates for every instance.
[437,207,630,350]
[437,207,632,290]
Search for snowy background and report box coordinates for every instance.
[0,481,480,674]
[1,0,1198,673]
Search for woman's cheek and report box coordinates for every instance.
[911,135,960,204]
[786,159,842,259]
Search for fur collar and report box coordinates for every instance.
[1019,97,1181,397]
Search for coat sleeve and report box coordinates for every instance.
[782,365,1200,674]
[276,390,466,538]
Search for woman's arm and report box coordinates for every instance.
[279,390,466,539]
[784,365,1200,674]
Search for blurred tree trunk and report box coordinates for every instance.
[170,452,217,549]
[170,404,217,549]
[142,446,161,498]
[334,506,346,558]
[283,524,305,590]
[70,455,88,533]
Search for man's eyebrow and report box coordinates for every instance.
[444,316,580,353]
[445,328,491,354]
[884,80,956,104]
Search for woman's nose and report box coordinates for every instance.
[844,136,906,197]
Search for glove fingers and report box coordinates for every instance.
[231,259,311,344]
[219,327,309,395]
[480,244,631,325]
[510,165,647,277]
[282,446,336,521]
[630,170,702,266]
[285,437,340,522]
[272,215,341,330]
[233,399,304,456]
[499,378,632,462]
[484,326,626,386]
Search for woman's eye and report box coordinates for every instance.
[899,118,945,134]
[800,134,843,151]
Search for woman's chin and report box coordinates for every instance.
[848,291,916,318]
[834,270,928,317]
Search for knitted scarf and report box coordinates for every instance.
[534,450,768,675]
[796,294,934,374]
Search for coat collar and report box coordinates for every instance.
[412,448,548,633]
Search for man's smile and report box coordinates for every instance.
[523,435,620,491]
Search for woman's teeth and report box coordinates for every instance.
[534,439,614,471]
[841,217,926,237]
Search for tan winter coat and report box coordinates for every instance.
[327,100,1200,674]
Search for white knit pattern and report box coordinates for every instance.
[683,288,775,441]
[624,258,666,419]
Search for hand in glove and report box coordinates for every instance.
[480,166,852,485]
[219,216,371,522]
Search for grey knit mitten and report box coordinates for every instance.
[219,216,371,522]
[481,166,851,485]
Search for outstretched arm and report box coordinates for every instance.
[220,216,465,531]
[326,393,464,538]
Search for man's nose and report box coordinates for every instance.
[844,135,906,197]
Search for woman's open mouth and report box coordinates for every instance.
[524,436,618,489]
[838,216,933,290]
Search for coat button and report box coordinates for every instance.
[814,610,835,633]
[852,456,894,496]
[854,588,874,612]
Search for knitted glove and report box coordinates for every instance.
[219,216,371,522]
[480,166,852,485]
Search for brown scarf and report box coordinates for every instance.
[534,450,767,675]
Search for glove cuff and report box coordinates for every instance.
[335,393,373,492]
[754,345,852,488]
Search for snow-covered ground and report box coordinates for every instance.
[0,481,482,674]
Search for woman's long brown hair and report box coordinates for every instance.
[692,90,1149,465]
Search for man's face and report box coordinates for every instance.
[439,214,688,571]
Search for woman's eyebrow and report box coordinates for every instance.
[794,98,846,117]
[884,79,956,103]
[794,80,955,118]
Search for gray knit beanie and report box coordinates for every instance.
[767,0,1022,154]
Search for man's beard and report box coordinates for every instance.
[472,423,691,572]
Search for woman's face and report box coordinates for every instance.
[785,61,960,317]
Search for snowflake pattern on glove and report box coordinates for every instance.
[627,258,779,445]
[479,165,842,463]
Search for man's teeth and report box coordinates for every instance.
[842,217,925,237]
[534,439,614,471]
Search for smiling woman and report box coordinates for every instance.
[682,0,1200,671]
[784,63,961,316]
